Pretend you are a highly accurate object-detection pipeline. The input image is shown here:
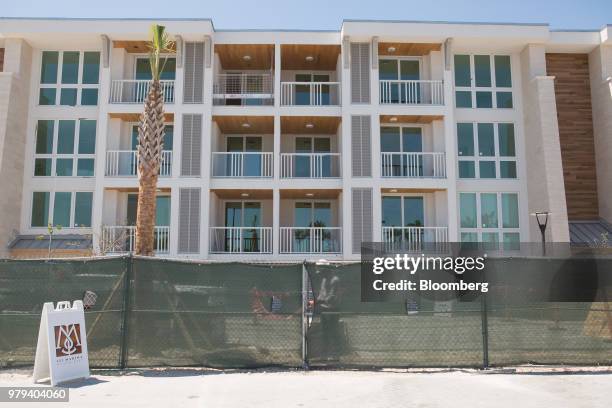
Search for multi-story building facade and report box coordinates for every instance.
[0,18,610,260]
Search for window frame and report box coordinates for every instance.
[381,193,428,228]
[33,119,97,178]
[458,192,521,243]
[30,190,94,229]
[457,122,518,180]
[378,56,423,81]
[38,50,100,106]
[453,54,514,109]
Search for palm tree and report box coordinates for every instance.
[135,25,173,255]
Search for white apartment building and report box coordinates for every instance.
[0,18,610,260]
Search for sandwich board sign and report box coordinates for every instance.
[33,301,90,386]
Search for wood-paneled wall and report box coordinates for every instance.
[546,53,598,220]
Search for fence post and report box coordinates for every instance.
[481,292,489,369]
[301,262,309,369]
[118,255,133,369]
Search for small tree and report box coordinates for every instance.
[135,25,174,255]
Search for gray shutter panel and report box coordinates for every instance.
[351,115,372,177]
[183,42,204,103]
[350,43,370,103]
[178,188,201,253]
[352,188,373,254]
[181,114,202,176]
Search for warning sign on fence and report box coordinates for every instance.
[32,301,90,386]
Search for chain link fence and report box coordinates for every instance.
[0,256,611,369]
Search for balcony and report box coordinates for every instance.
[209,227,273,254]
[377,42,444,106]
[381,152,446,178]
[101,225,170,254]
[280,153,341,178]
[280,82,340,106]
[109,79,175,104]
[105,150,172,177]
[213,44,275,106]
[381,226,449,251]
[211,152,273,178]
[213,73,274,106]
[280,227,342,254]
[379,80,444,105]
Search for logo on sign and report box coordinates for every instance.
[53,324,82,357]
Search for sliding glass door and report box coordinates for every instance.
[381,126,423,176]
[225,201,262,252]
[379,58,421,103]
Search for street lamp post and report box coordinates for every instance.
[532,211,550,255]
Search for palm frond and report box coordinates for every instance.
[147,24,175,81]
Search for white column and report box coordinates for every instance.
[520,44,569,242]
[341,187,352,258]
[370,37,379,106]
[371,113,381,179]
[272,188,280,255]
[372,187,382,243]
[274,42,281,108]
[273,115,281,180]
[199,36,215,258]
[443,70,458,241]
[92,46,112,253]
[200,187,210,258]
[168,187,180,256]
[340,36,354,259]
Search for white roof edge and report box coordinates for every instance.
[342,19,550,27]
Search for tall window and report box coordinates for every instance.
[39,51,100,106]
[34,119,96,177]
[457,122,517,179]
[454,54,512,109]
[31,191,93,228]
[459,192,520,244]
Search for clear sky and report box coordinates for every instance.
[2,0,611,31]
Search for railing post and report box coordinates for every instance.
[481,290,490,369]
[301,261,309,369]
[119,254,133,369]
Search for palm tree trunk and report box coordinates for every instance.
[135,81,165,256]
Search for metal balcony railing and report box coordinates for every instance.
[280,153,341,178]
[211,152,273,178]
[209,227,273,254]
[380,152,446,178]
[101,226,170,254]
[213,73,274,105]
[280,82,341,106]
[379,79,444,105]
[109,79,175,104]
[381,226,449,252]
[105,150,172,177]
[280,227,342,254]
